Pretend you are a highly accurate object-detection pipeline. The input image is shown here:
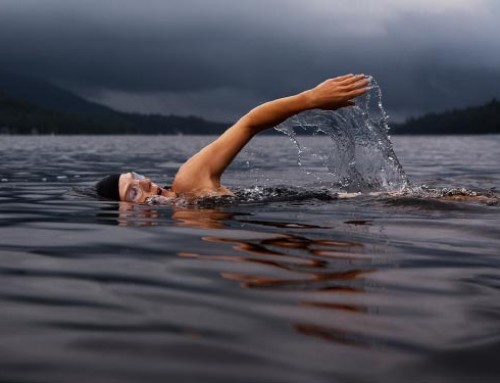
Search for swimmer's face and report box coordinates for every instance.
[119,171,175,203]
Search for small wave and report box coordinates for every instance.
[183,186,339,208]
[235,185,338,203]
[408,186,499,206]
[68,185,100,200]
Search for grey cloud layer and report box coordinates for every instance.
[1,0,499,120]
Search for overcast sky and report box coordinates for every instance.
[1,0,499,122]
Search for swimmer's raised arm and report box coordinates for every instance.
[241,74,369,133]
[171,74,369,196]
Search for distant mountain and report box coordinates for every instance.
[0,72,114,115]
[0,72,229,134]
[391,99,500,135]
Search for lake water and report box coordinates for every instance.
[0,134,499,383]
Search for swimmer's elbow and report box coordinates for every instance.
[171,162,215,194]
[170,177,187,194]
[171,164,196,193]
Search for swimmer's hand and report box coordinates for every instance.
[304,74,369,110]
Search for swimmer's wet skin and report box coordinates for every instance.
[95,74,370,203]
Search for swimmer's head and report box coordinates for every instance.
[95,172,175,202]
[95,173,120,201]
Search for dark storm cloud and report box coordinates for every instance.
[0,0,310,93]
[0,0,499,120]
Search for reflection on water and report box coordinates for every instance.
[172,209,375,346]
[176,212,376,348]
[117,203,378,348]
[114,201,240,228]
[184,233,371,290]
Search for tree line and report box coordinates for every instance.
[391,99,500,135]
[2,89,499,135]
[0,91,229,135]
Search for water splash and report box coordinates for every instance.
[275,76,409,192]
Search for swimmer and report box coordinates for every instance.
[95,74,370,202]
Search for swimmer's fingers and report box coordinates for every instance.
[342,77,370,91]
[339,74,368,86]
[314,76,367,95]
[307,75,369,110]
[345,86,370,99]
[330,74,364,86]
[333,73,355,82]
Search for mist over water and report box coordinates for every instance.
[276,77,409,192]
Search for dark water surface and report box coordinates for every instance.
[1,135,500,383]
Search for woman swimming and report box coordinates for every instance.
[95,74,370,202]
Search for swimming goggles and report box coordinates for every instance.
[125,172,148,203]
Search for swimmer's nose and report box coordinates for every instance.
[139,179,152,192]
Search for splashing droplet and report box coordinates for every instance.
[275,77,409,192]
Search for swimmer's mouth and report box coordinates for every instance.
[157,187,163,196]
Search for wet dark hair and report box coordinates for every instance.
[95,174,121,201]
